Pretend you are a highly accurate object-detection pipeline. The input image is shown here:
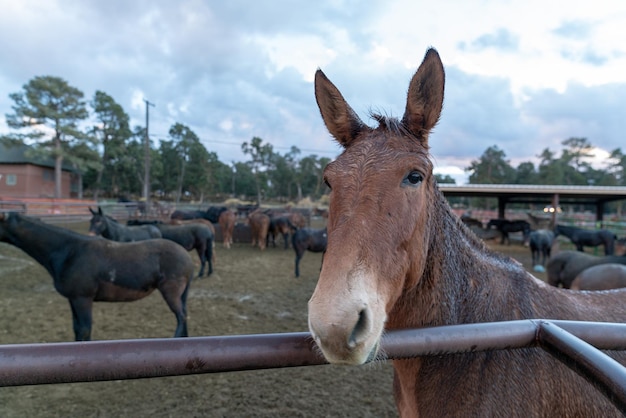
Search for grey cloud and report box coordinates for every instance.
[552,20,593,40]
[457,28,519,52]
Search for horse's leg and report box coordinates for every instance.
[206,238,213,276]
[576,243,584,252]
[294,248,304,277]
[159,280,190,338]
[196,247,206,277]
[68,297,94,341]
[283,232,289,250]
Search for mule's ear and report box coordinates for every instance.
[98,207,103,215]
[314,69,368,147]
[402,48,445,143]
[89,207,95,215]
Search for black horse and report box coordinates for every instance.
[170,206,228,223]
[170,209,208,221]
[529,229,555,267]
[554,224,616,255]
[89,207,161,241]
[0,212,195,341]
[154,223,215,277]
[486,219,531,245]
[292,227,327,277]
[268,216,296,249]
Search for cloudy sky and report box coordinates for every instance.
[1,0,626,184]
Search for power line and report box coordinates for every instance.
[148,133,340,156]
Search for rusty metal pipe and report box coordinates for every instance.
[538,321,626,414]
[1,320,626,389]
[0,332,325,386]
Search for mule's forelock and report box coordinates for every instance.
[370,113,429,150]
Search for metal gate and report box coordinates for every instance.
[1,320,626,413]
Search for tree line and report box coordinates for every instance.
[1,76,330,204]
[464,137,626,187]
[2,75,626,205]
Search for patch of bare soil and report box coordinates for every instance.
[0,221,546,417]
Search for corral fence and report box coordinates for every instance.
[1,320,626,413]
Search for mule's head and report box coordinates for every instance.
[308,48,445,365]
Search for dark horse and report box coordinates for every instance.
[292,227,327,277]
[486,218,531,245]
[307,48,626,416]
[128,219,215,276]
[89,207,161,241]
[570,263,626,291]
[170,206,227,223]
[554,224,616,255]
[268,216,296,249]
[546,250,626,289]
[528,229,555,267]
[0,212,195,341]
[154,223,214,277]
[170,209,208,221]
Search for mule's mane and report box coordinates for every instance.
[432,188,491,252]
[371,113,428,146]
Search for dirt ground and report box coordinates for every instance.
[0,219,548,418]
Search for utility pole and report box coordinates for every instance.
[143,99,155,211]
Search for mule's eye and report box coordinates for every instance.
[324,177,332,190]
[403,171,423,186]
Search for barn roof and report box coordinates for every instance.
[0,142,74,171]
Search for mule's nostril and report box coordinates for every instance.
[348,308,369,348]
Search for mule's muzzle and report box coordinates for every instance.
[309,304,381,365]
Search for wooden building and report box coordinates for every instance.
[0,142,79,199]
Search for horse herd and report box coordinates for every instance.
[461,213,626,291]
[0,205,327,343]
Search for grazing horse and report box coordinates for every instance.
[248,210,270,250]
[0,212,194,341]
[554,224,616,255]
[154,223,214,277]
[89,207,161,241]
[546,250,626,289]
[268,216,296,249]
[292,227,327,277]
[486,218,531,245]
[570,263,626,291]
[528,229,555,267]
[217,209,236,249]
[307,48,626,417]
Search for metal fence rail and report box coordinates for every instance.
[1,320,626,412]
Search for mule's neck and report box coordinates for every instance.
[388,189,538,329]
